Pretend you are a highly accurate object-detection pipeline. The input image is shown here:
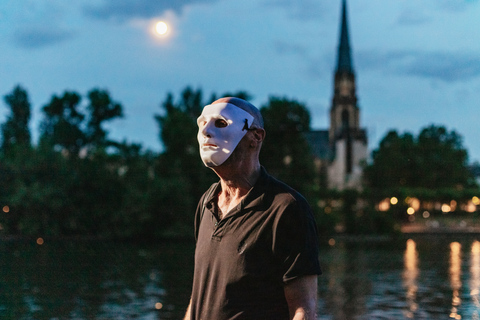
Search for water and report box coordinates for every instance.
[1,235,480,319]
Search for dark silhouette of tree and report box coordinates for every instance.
[365,125,475,189]
[154,87,212,235]
[40,91,86,156]
[416,125,472,188]
[259,96,315,195]
[85,88,123,150]
[1,85,31,152]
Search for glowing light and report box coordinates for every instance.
[407,197,420,211]
[466,201,476,213]
[378,198,390,211]
[283,155,292,165]
[36,237,44,245]
[422,211,430,218]
[407,207,415,215]
[155,21,168,35]
[2,206,9,213]
[390,197,398,205]
[473,196,480,205]
[328,238,336,246]
[450,200,457,212]
[442,204,451,213]
[155,302,163,310]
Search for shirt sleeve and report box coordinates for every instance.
[273,197,322,283]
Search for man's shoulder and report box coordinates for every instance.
[261,171,309,208]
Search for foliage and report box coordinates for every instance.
[364,125,475,189]
[260,96,315,196]
[2,85,478,239]
[85,89,124,148]
[40,91,86,156]
[1,85,31,151]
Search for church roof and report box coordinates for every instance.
[336,0,354,73]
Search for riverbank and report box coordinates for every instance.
[401,216,480,234]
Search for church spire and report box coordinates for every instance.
[336,0,353,73]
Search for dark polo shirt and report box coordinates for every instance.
[190,167,321,320]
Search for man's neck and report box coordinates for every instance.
[213,162,261,218]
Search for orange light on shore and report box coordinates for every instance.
[473,196,480,206]
[2,206,9,213]
[36,238,44,245]
[442,204,452,213]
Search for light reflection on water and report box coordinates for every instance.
[471,241,480,320]
[403,239,419,318]
[450,242,462,319]
[2,236,480,319]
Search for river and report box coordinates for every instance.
[1,234,480,319]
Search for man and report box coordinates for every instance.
[184,97,321,320]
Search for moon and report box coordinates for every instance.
[155,21,168,35]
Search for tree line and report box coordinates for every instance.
[0,84,478,239]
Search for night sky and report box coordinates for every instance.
[1,0,479,162]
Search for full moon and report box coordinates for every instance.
[155,21,168,35]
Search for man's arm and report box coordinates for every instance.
[284,275,318,320]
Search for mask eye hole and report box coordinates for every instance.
[215,119,228,128]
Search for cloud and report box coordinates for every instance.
[434,0,476,12]
[12,26,76,49]
[357,50,480,82]
[274,40,332,80]
[396,8,430,26]
[83,0,219,21]
[263,0,333,20]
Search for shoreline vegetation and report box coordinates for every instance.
[1,86,479,240]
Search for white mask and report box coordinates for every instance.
[197,102,254,167]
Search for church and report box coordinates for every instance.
[305,0,368,191]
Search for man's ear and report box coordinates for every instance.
[250,128,265,148]
[254,128,265,142]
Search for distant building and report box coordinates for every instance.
[305,0,368,190]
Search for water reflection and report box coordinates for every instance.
[449,242,462,319]
[403,239,419,318]
[471,241,480,320]
[0,240,194,319]
[4,236,480,319]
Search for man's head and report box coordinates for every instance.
[197,97,265,167]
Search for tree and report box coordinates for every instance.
[1,85,31,152]
[85,88,123,149]
[40,91,86,156]
[154,87,212,235]
[363,130,416,189]
[416,125,472,188]
[364,125,475,189]
[259,96,315,195]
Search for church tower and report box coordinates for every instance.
[327,0,367,190]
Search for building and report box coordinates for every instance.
[305,0,368,190]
